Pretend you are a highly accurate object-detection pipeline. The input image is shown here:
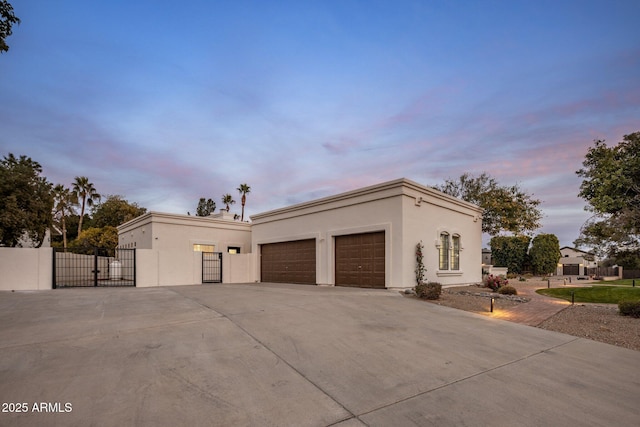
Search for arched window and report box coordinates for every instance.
[439,232,449,270]
[451,235,460,270]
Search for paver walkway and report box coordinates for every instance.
[482,278,593,326]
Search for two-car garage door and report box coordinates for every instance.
[261,239,316,285]
[260,231,385,288]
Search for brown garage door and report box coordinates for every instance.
[261,239,316,285]
[563,264,580,275]
[335,231,385,288]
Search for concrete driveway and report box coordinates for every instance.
[1,283,638,426]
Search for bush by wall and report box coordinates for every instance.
[415,281,442,300]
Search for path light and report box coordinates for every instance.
[490,297,495,313]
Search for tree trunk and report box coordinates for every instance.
[77,197,86,236]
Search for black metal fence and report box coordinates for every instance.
[202,252,222,283]
[53,247,136,288]
[586,267,619,278]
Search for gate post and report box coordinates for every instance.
[52,248,57,289]
[94,247,99,287]
[219,252,223,283]
[133,249,136,287]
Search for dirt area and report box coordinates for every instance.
[416,281,640,352]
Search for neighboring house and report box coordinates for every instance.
[16,229,51,248]
[117,178,483,289]
[557,246,597,276]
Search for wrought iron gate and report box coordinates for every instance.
[202,252,222,283]
[53,247,136,288]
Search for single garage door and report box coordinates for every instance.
[261,239,316,285]
[335,231,385,288]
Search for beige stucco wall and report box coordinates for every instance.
[400,185,483,287]
[0,248,52,291]
[252,192,399,286]
[251,178,483,289]
[118,212,252,253]
[134,250,255,287]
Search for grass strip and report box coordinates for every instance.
[536,286,640,304]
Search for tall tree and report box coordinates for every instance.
[91,195,146,227]
[52,184,77,249]
[529,233,561,276]
[72,226,119,253]
[0,154,53,247]
[195,198,216,216]
[489,235,531,274]
[221,193,235,212]
[435,172,542,236]
[73,176,101,237]
[575,132,640,257]
[237,183,251,221]
[0,0,20,53]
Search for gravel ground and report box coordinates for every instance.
[418,284,640,352]
[538,304,640,352]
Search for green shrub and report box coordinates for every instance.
[483,274,509,292]
[415,282,442,300]
[498,285,518,295]
[618,300,640,318]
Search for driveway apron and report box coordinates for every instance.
[1,283,638,426]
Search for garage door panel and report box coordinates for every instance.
[335,232,385,288]
[261,239,316,285]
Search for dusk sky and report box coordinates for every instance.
[1,1,639,247]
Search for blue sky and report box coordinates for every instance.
[1,0,639,247]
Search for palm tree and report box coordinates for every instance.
[73,176,101,237]
[237,183,251,222]
[52,184,77,249]
[221,193,235,212]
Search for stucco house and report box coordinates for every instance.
[116,178,483,289]
[118,210,251,253]
[557,246,597,276]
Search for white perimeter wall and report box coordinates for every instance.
[0,248,53,291]
[0,248,255,291]
[135,250,255,287]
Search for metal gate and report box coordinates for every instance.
[202,252,222,283]
[53,247,136,288]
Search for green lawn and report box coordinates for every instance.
[592,279,640,287]
[536,286,640,304]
